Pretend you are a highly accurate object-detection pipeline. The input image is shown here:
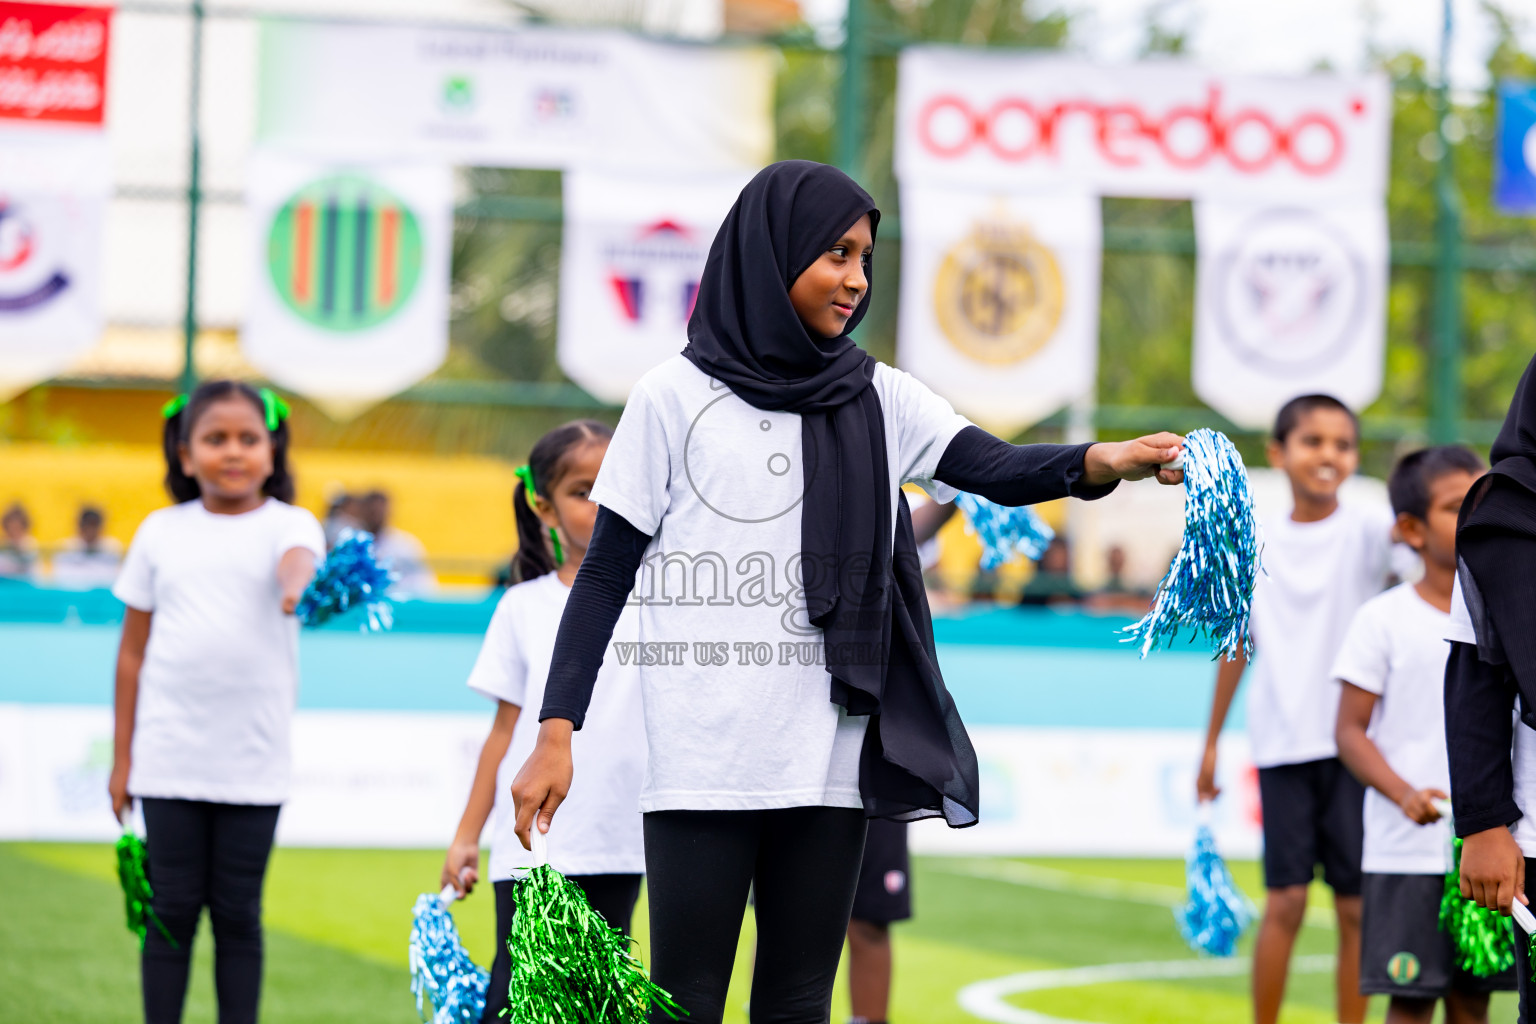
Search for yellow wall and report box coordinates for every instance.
[0,442,523,586]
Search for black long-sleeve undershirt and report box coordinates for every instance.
[538,427,1117,728]
[1445,640,1523,837]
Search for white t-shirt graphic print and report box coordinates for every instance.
[588,355,971,813]
[1247,501,1394,768]
[112,498,326,805]
[467,572,646,879]
[1331,583,1452,874]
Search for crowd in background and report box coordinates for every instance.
[0,502,123,587]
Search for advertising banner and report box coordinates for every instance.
[0,2,111,126]
[0,133,107,400]
[257,20,773,173]
[896,48,1390,201]
[1496,81,1536,214]
[1192,200,1387,429]
[897,186,1100,433]
[557,168,747,403]
[243,151,452,416]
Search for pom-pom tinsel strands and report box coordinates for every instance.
[115,825,174,948]
[409,881,489,1024]
[505,829,682,1024]
[1123,429,1259,660]
[1439,835,1516,977]
[296,529,397,631]
[1175,813,1254,957]
[954,493,1054,570]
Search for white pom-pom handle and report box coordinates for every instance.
[436,868,475,910]
[531,824,549,868]
[1162,450,1186,472]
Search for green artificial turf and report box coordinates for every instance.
[3,843,1516,1023]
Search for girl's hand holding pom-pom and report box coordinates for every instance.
[109,758,131,822]
[1083,432,1187,486]
[440,842,480,898]
[510,718,573,852]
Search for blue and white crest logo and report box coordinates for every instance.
[1215,209,1365,375]
[0,201,69,312]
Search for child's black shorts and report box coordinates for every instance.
[850,819,911,925]
[1361,872,1517,998]
[1257,756,1365,894]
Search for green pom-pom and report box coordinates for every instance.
[505,863,682,1023]
[1440,835,1515,977]
[114,830,175,949]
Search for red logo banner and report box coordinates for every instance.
[0,3,111,126]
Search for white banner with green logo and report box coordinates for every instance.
[243,151,452,417]
[896,184,1101,435]
[256,20,773,172]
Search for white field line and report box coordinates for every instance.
[932,859,1336,928]
[957,954,1336,1024]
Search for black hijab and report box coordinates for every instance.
[1457,351,1536,724]
[682,160,979,827]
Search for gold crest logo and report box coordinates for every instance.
[932,211,1064,366]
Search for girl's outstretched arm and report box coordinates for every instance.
[442,699,520,896]
[277,547,318,615]
[110,608,151,822]
[934,426,1183,507]
[512,506,650,849]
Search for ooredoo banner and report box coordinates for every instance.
[0,133,107,400]
[558,169,748,403]
[257,20,773,173]
[897,186,1100,433]
[896,48,1390,201]
[1192,200,1387,429]
[243,151,452,417]
[0,2,111,126]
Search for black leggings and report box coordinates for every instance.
[644,806,868,1024]
[480,872,643,1024]
[139,798,281,1024]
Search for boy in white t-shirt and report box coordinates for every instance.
[1333,446,1509,1021]
[1197,394,1394,1024]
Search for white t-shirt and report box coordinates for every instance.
[1331,583,1452,874]
[468,572,646,878]
[1247,501,1394,768]
[589,355,972,813]
[1448,576,1536,857]
[112,499,326,805]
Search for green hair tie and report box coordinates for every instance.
[513,464,564,566]
[258,387,290,432]
[161,394,188,420]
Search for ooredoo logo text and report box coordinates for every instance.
[915,85,1369,177]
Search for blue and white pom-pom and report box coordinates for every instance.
[296,529,396,631]
[1176,811,1256,957]
[954,492,1055,570]
[408,883,489,1024]
[1123,429,1258,659]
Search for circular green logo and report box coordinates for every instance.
[1387,951,1421,985]
[267,175,423,331]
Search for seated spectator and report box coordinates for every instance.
[1086,544,1152,615]
[0,502,40,581]
[52,505,124,589]
[358,489,437,596]
[323,491,364,550]
[1018,536,1081,607]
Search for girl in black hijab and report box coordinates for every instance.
[1445,351,1536,1020]
[511,160,1185,1022]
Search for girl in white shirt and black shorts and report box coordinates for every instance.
[109,381,325,1024]
[509,161,1186,1023]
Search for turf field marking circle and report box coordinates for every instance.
[957,953,1334,1024]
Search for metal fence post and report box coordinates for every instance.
[1429,0,1463,444]
[834,0,865,177]
[180,0,204,397]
